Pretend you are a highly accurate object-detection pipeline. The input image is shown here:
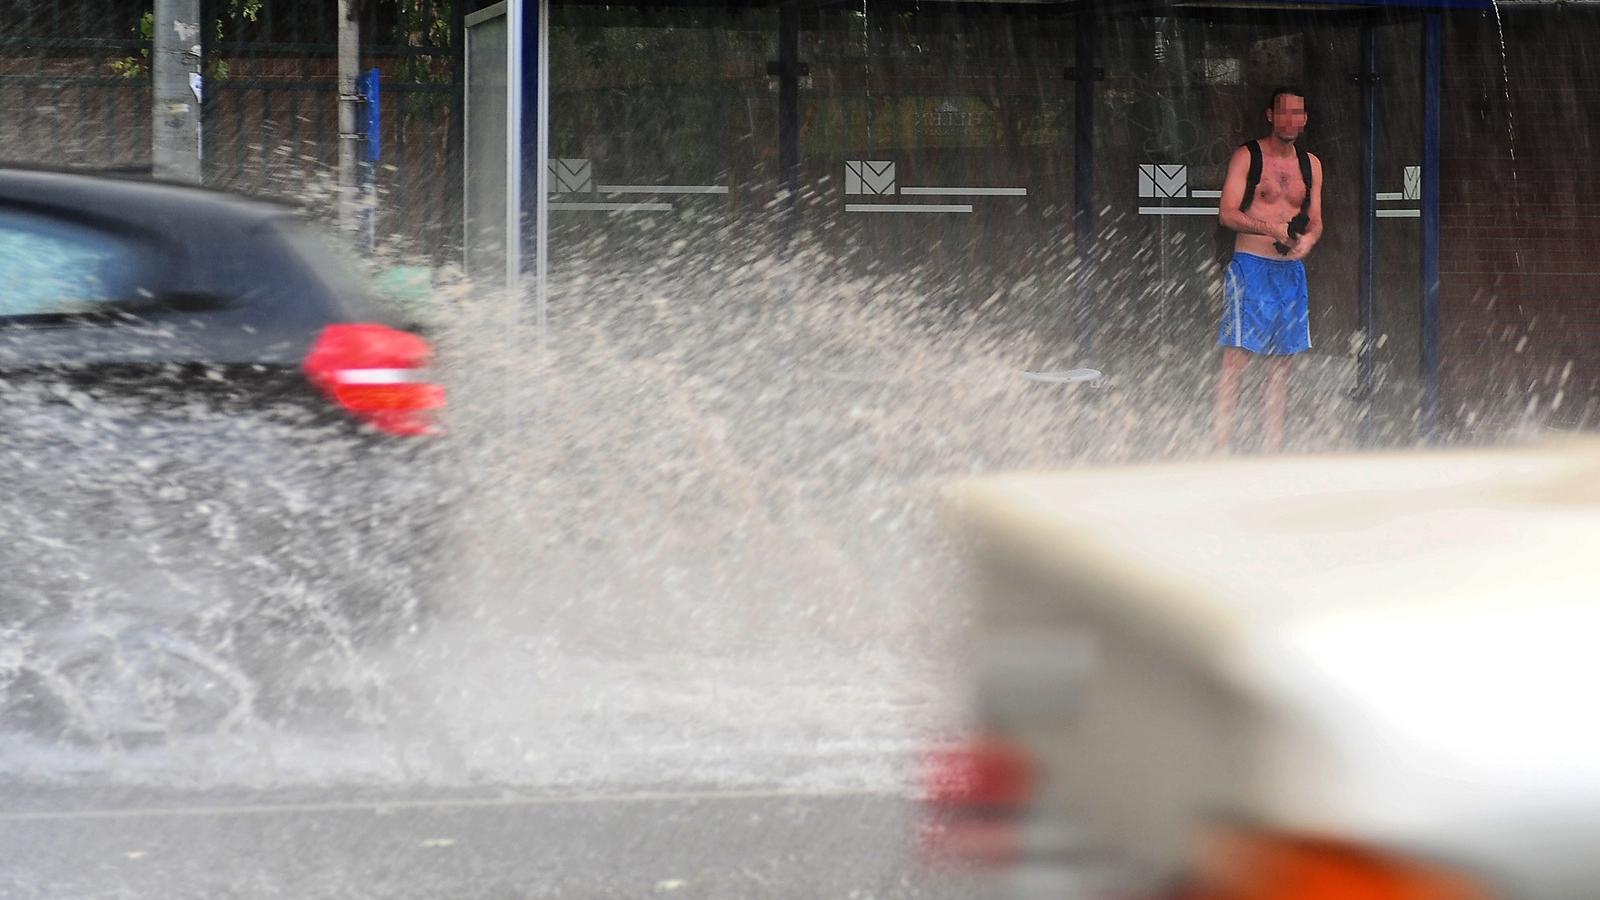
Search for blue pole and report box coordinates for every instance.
[520,0,541,281]
[513,0,549,338]
[778,1,801,256]
[1421,13,1442,441]
[1358,23,1376,407]
[1073,10,1096,355]
[360,68,381,165]
[358,67,380,251]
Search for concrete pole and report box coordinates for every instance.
[337,0,361,233]
[151,0,203,183]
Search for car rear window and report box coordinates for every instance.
[0,208,152,317]
[268,219,396,324]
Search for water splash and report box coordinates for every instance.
[0,191,1548,793]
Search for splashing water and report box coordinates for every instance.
[0,199,1536,794]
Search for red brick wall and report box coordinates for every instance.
[1442,7,1600,429]
[0,52,458,261]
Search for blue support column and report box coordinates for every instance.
[1421,12,1443,440]
[357,68,380,251]
[1357,21,1377,431]
[777,1,801,256]
[1356,21,1382,400]
[518,0,550,336]
[520,0,539,270]
[1073,10,1096,354]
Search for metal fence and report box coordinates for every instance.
[1,0,463,264]
[0,1,153,170]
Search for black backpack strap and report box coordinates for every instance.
[1285,146,1315,242]
[1295,146,1314,214]
[1239,140,1263,212]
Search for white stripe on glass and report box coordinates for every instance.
[550,202,673,212]
[598,185,729,194]
[845,203,973,213]
[899,187,1027,196]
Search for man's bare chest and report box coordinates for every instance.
[1250,157,1306,209]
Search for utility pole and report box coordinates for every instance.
[152,0,203,182]
[337,0,361,234]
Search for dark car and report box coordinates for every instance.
[0,168,451,741]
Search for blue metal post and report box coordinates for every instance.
[1073,10,1096,354]
[1421,13,1442,440]
[358,67,380,251]
[520,0,541,278]
[1357,21,1377,442]
[517,0,549,337]
[360,68,381,166]
[777,1,801,256]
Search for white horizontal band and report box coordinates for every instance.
[335,368,425,385]
[845,203,972,213]
[899,187,1027,196]
[598,185,728,194]
[550,202,673,212]
[1138,206,1220,215]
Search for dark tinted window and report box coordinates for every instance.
[0,209,149,317]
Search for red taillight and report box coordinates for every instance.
[303,323,446,436]
[920,738,1035,868]
[925,739,1035,810]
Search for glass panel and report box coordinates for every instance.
[1374,17,1425,425]
[800,4,1076,326]
[1099,14,1361,348]
[465,12,509,285]
[1098,10,1422,444]
[548,3,776,271]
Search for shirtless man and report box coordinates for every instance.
[1213,87,1324,453]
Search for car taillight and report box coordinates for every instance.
[303,323,446,436]
[1184,828,1494,900]
[920,738,1035,867]
[925,739,1035,810]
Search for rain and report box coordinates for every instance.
[2,1,1596,898]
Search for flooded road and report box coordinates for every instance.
[0,245,1490,897]
[0,788,962,899]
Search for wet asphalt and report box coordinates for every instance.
[0,786,991,899]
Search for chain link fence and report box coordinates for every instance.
[0,0,462,264]
[0,1,152,170]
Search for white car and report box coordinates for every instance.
[932,440,1600,899]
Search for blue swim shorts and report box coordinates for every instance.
[1218,252,1310,356]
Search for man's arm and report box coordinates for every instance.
[1284,153,1324,261]
[1217,145,1293,245]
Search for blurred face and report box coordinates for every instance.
[1267,93,1308,142]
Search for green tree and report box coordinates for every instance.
[109,1,264,79]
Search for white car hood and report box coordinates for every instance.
[953,441,1600,896]
[1250,599,1600,896]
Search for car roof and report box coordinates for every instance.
[0,166,288,229]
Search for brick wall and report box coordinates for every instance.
[1442,6,1600,429]
[0,50,460,262]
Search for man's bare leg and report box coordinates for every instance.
[1213,347,1252,453]
[1262,355,1293,453]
